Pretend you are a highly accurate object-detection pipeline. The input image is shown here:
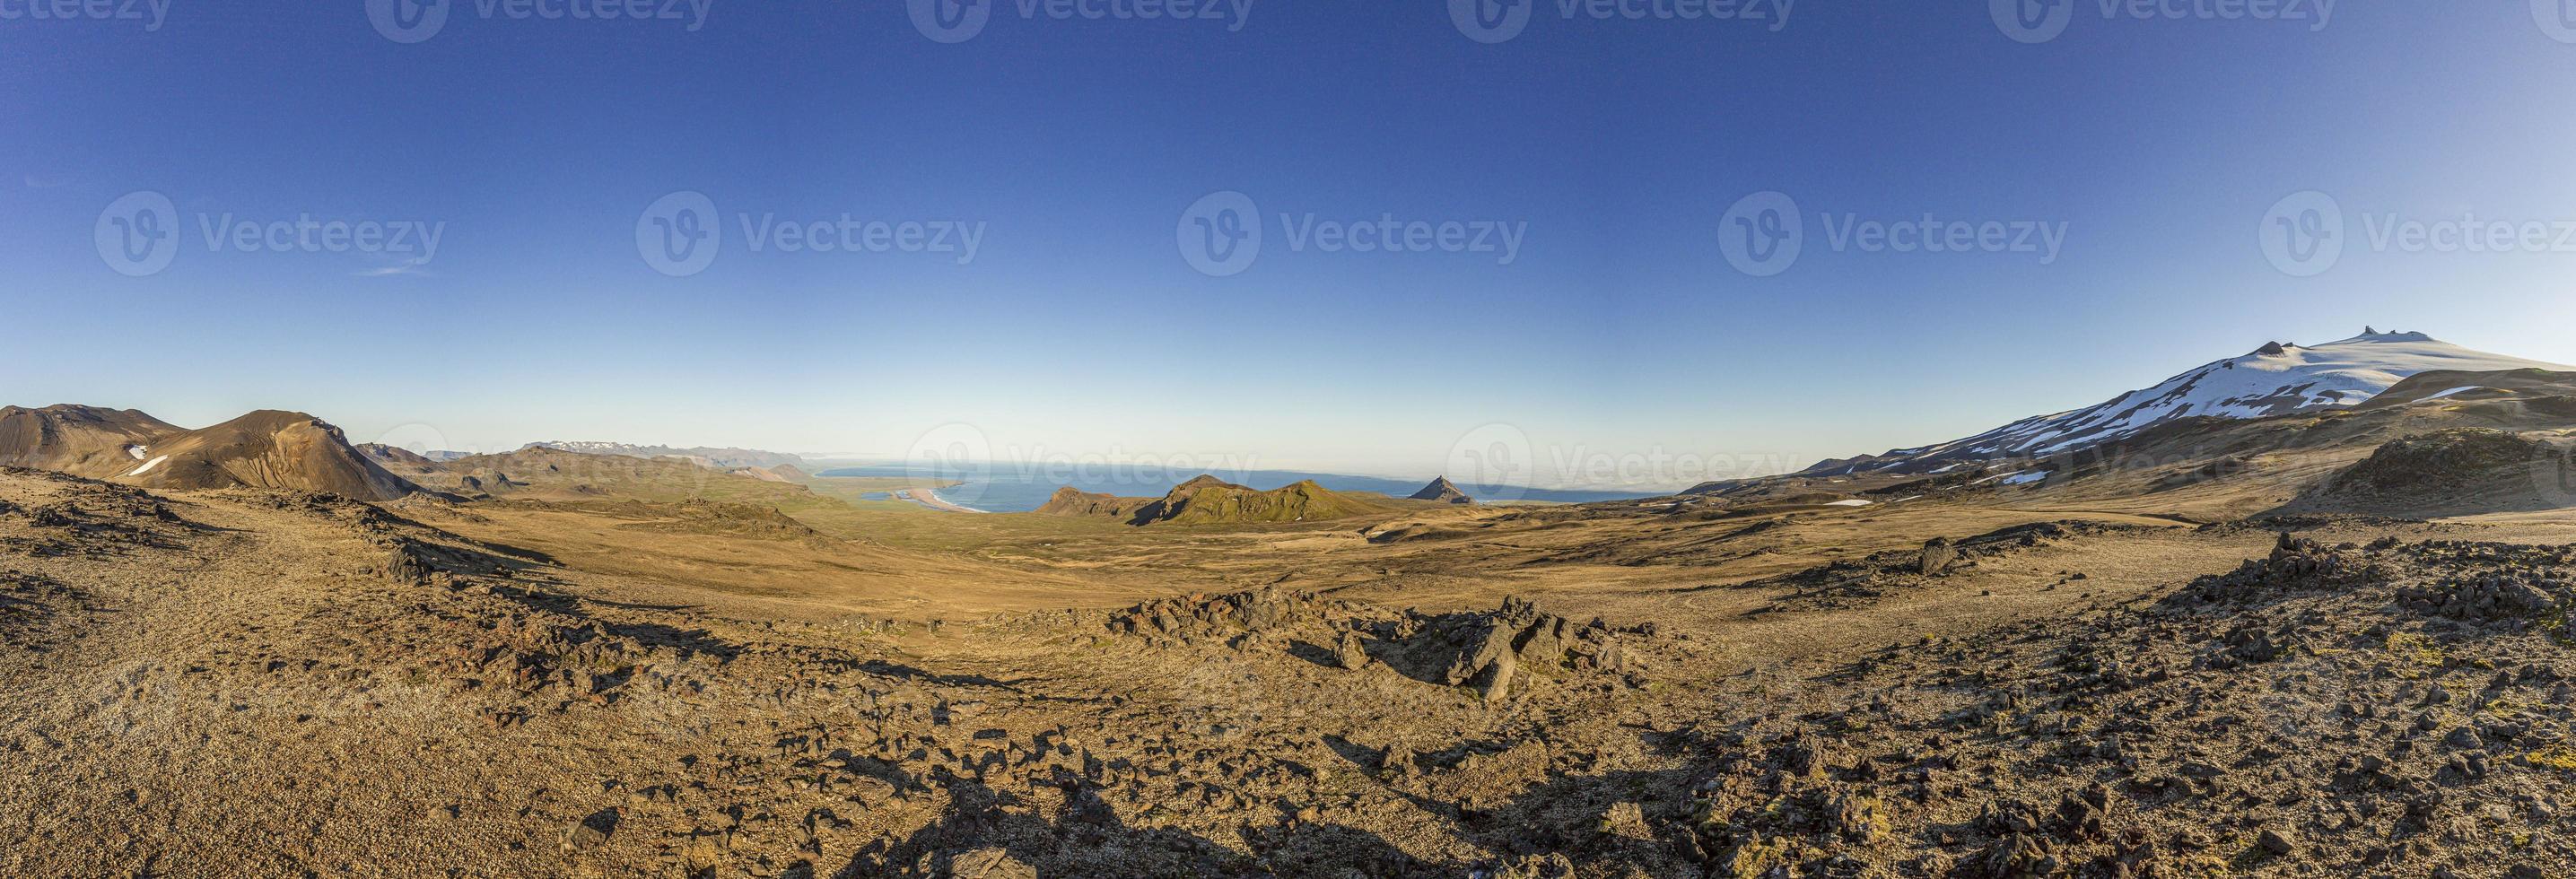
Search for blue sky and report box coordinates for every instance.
[6,1,2575,487]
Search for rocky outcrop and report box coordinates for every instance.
[1918,537,1957,576]
[2329,430,2558,495]
[1100,589,1644,704]
[1032,486,1146,518]
[1410,476,1473,504]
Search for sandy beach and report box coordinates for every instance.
[892,486,983,513]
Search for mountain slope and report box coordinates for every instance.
[1822,330,2572,474]
[1033,487,1150,519]
[118,411,420,500]
[1409,476,1472,504]
[526,441,803,470]
[0,405,180,474]
[1036,476,1394,526]
[1130,475,1393,526]
[4,405,415,500]
[2354,368,2576,411]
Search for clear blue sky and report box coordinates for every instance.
[6,2,2574,487]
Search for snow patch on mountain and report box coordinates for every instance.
[1820,330,2572,473]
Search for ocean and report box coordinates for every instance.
[811,464,1657,513]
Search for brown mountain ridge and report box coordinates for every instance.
[2,405,415,500]
[1037,474,1394,526]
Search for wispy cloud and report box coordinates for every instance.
[354,257,434,278]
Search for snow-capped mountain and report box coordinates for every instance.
[1815,329,2572,474]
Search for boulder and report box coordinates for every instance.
[1919,537,1957,576]
[947,848,1038,879]
[1333,630,1371,670]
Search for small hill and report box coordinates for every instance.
[4,405,415,500]
[1128,475,1392,527]
[1409,476,1473,504]
[118,411,420,500]
[2290,429,2575,516]
[734,464,810,483]
[1033,476,1393,526]
[412,447,836,518]
[0,405,179,474]
[357,443,439,471]
[1035,486,1152,519]
[2357,368,2576,411]
[356,442,432,466]
[427,447,734,500]
[525,440,804,470]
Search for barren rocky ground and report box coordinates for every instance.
[3,462,2573,877]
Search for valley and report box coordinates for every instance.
[4,331,2574,877]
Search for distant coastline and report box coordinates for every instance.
[891,487,986,514]
[816,465,1661,513]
